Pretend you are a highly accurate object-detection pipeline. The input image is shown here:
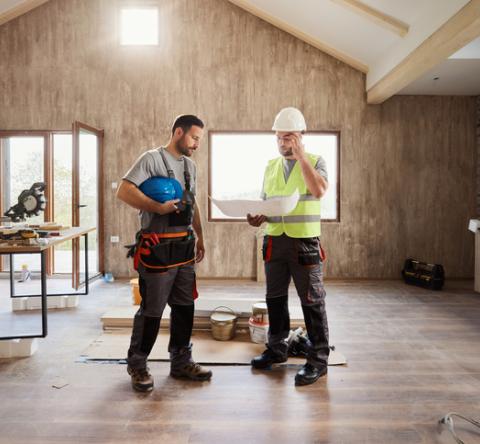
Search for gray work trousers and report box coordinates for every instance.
[127,263,197,371]
[263,234,330,368]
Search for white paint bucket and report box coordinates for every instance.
[248,302,269,344]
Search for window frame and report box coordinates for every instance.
[207,130,341,223]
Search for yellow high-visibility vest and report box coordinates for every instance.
[263,154,321,238]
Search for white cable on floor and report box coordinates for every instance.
[439,412,480,444]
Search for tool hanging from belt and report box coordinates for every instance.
[126,230,196,271]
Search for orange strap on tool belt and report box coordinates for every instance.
[133,231,195,271]
[142,232,189,240]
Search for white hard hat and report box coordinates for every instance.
[272,107,307,132]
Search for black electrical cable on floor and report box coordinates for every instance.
[439,412,480,444]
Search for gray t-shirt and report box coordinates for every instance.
[122,147,197,231]
[261,155,328,199]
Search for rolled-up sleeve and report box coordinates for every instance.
[315,156,328,182]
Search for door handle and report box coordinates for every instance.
[77,204,87,208]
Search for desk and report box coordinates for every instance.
[0,226,95,340]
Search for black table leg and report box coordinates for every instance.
[9,253,15,297]
[40,250,48,338]
[84,233,89,295]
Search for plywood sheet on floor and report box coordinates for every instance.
[81,330,346,365]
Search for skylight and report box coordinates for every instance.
[120,8,159,46]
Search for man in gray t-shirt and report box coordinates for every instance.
[117,115,212,392]
[123,147,197,232]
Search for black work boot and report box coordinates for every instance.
[251,296,290,369]
[127,366,154,392]
[295,363,327,386]
[251,345,288,369]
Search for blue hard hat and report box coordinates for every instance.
[139,176,183,203]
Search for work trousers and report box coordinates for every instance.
[127,263,197,371]
[263,234,329,368]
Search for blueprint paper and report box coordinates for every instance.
[211,190,300,218]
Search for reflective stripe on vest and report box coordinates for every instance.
[266,194,320,202]
[263,153,321,238]
[267,214,322,224]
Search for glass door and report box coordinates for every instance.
[72,122,104,289]
[0,134,49,273]
[52,133,73,274]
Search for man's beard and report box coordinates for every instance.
[279,146,293,157]
[175,138,193,157]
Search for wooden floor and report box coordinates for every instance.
[0,279,479,443]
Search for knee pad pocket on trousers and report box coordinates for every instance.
[299,264,326,305]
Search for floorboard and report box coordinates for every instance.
[0,278,479,443]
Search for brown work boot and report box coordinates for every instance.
[127,366,154,392]
[170,362,212,381]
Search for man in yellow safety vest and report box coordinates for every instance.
[247,107,330,386]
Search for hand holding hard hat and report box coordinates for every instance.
[139,176,183,202]
[139,176,183,215]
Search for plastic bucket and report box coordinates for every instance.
[249,301,269,344]
[130,278,141,305]
[248,318,269,344]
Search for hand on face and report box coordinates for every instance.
[277,132,304,159]
[288,133,305,160]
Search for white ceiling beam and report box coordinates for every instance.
[227,0,369,73]
[331,0,409,37]
[367,0,480,104]
[0,0,49,26]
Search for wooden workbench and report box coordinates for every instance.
[0,226,96,340]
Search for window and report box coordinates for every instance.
[209,131,340,221]
[1,136,45,272]
[120,7,159,45]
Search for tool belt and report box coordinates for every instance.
[126,230,195,272]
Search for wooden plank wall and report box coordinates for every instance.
[0,0,476,278]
